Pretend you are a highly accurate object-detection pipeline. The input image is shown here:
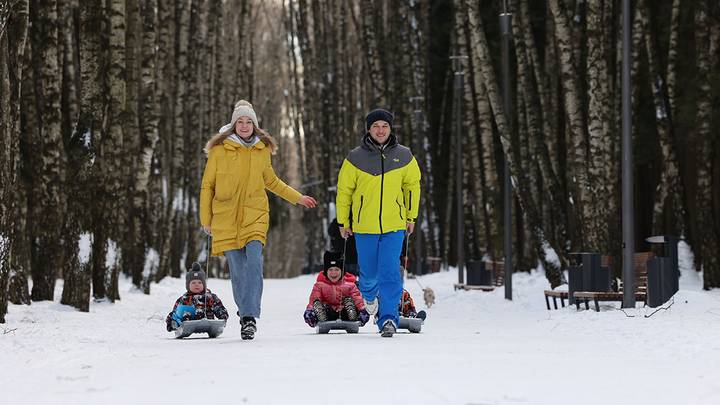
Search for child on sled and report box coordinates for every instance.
[166,263,230,332]
[303,251,370,327]
[399,257,427,321]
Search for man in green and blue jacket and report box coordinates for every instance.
[336,108,421,337]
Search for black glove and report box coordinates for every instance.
[166,319,178,332]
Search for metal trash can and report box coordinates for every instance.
[645,235,679,307]
[466,260,492,286]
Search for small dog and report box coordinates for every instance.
[423,287,436,308]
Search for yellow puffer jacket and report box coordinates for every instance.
[336,135,421,234]
[200,138,302,255]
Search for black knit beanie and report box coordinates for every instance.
[323,251,344,278]
[365,108,394,131]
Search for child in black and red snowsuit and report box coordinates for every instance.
[166,263,229,332]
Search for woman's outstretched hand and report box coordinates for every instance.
[298,195,318,208]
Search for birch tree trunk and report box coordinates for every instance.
[665,0,681,118]
[584,0,610,252]
[153,0,174,282]
[457,2,487,258]
[29,0,66,301]
[102,0,127,301]
[0,0,30,322]
[549,0,588,250]
[60,0,100,311]
[124,0,159,291]
[12,33,34,306]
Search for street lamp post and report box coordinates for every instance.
[621,0,636,308]
[450,55,467,285]
[500,1,513,300]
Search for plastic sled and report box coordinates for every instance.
[398,316,423,333]
[315,320,360,334]
[175,318,226,339]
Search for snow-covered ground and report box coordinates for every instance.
[2,252,720,405]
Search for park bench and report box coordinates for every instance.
[544,289,569,309]
[573,252,654,312]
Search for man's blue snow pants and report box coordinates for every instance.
[354,230,405,330]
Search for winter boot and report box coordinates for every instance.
[240,316,256,340]
[416,310,427,321]
[363,297,378,316]
[342,297,358,321]
[380,320,396,337]
[313,300,329,322]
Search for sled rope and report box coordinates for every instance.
[206,234,211,275]
[342,237,347,274]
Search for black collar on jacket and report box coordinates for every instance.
[361,133,398,151]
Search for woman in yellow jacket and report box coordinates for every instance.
[336,108,421,337]
[200,100,317,340]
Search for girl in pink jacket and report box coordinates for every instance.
[303,251,370,327]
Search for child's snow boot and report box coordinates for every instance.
[313,300,329,322]
[342,297,358,321]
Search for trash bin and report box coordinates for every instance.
[645,235,679,307]
[568,264,583,305]
[466,260,492,286]
[568,252,611,304]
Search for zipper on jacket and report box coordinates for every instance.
[409,191,412,217]
[396,200,404,220]
[379,151,385,233]
[357,195,364,224]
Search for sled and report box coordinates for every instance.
[398,315,424,333]
[172,304,226,338]
[174,319,226,339]
[315,320,360,334]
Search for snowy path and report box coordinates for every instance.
[2,261,720,405]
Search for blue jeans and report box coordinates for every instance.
[225,241,264,318]
[354,231,405,330]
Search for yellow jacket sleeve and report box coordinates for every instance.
[200,148,218,227]
[263,159,302,204]
[336,159,357,228]
[402,157,421,222]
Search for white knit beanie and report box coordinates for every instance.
[218,100,259,133]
